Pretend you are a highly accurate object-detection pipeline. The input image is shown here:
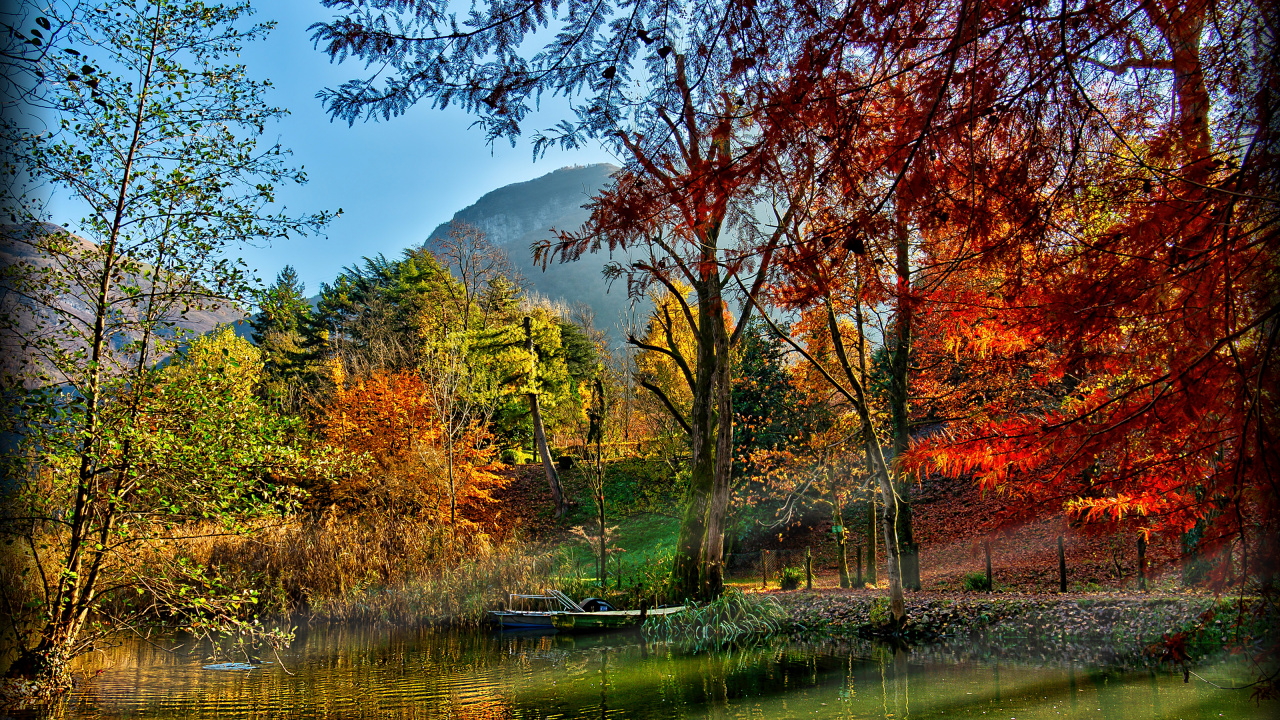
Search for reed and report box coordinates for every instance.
[642,590,785,647]
[173,513,557,626]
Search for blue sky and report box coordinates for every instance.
[221,3,616,297]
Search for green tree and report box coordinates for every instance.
[0,0,329,683]
[300,249,460,389]
[251,265,311,409]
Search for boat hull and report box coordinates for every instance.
[550,606,686,632]
[490,611,558,629]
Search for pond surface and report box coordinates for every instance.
[22,625,1271,719]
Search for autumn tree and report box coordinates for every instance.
[318,368,500,525]
[308,0,1276,612]
[903,0,1278,602]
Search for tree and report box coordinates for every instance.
[580,376,610,584]
[300,249,460,391]
[0,0,329,682]
[420,334,501,541]
[251,265,312,409]
[431,221,520,331]
[2,327,322,682]
[309,0,1275,612]
[470,305,585,515]
[906,0,1278,598]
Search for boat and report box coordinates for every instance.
[489,590,686,632]
[550,604,686,632]
[489,589,584,629]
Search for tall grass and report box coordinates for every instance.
[642,590,785,648]
[181,513,557,626]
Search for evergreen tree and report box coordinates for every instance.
[251,266,311,407]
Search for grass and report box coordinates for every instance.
[171,514,560,626]
[643,590,786,648]
[556,456,685,588]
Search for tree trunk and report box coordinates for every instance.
[598,499,607,585]
[834,489,850,588]
[672,252,736,600]
[867,440,906,625]
[698,327,733,599]
[525,316,567,517]
[865,489,877,585]
[889,214,920,592]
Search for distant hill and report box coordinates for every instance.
[425,163,642,342]
[0,223,247,386]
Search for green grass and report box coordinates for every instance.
[558,511,681,583]
[554,456,685,585]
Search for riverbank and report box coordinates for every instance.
[770,589,1256,668]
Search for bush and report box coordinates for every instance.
[779,566,804,590]
[500,448,531,465]
[557,454,576,471]
[963,571,992,592]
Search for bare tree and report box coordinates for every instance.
[432,221,520,330]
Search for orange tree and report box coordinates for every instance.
[317,370,500,529]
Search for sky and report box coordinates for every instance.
[157,3,616,298]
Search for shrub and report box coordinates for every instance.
[557,454,576,471]
[500,448,531,465]
[963,571,992,591]
[779,566,804,590]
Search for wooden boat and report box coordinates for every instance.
[489,589,584,629]
[489,590,686,632]
[550,605,686,632]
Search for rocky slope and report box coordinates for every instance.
[425,163,642,341]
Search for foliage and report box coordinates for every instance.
[301,249,461,384]
[250,265,312,410]
[963,572,992,593]
[0,0,332,683]
[778,567,804,591]
[315,369,502,523]
[731,319,825,481]
[1,328,327,679]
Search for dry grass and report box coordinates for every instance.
[186,513,560,626]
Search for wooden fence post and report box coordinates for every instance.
[806,547,813,590]
[984,540,993,592]
[761,549,769,588]
[1138,535,1147,592]
[1058,536,1067,593]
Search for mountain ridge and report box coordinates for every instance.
[424,163,640,342]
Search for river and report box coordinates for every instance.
[13,624,1270,719]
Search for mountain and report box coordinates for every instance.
[0,223,247,387]
[425,163,642,342]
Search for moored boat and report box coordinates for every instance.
[489,589,585,629]
[550,605,686,632]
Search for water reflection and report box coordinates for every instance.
[15,625,1269,719]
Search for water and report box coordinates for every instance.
[20,626,1271,719]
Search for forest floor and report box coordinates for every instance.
[487,461,1260,669]
[491,458,1194,596]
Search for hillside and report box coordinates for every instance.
[0,223,248,386]
[425,163,642,341]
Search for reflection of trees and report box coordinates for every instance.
[64,629,1237,718]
